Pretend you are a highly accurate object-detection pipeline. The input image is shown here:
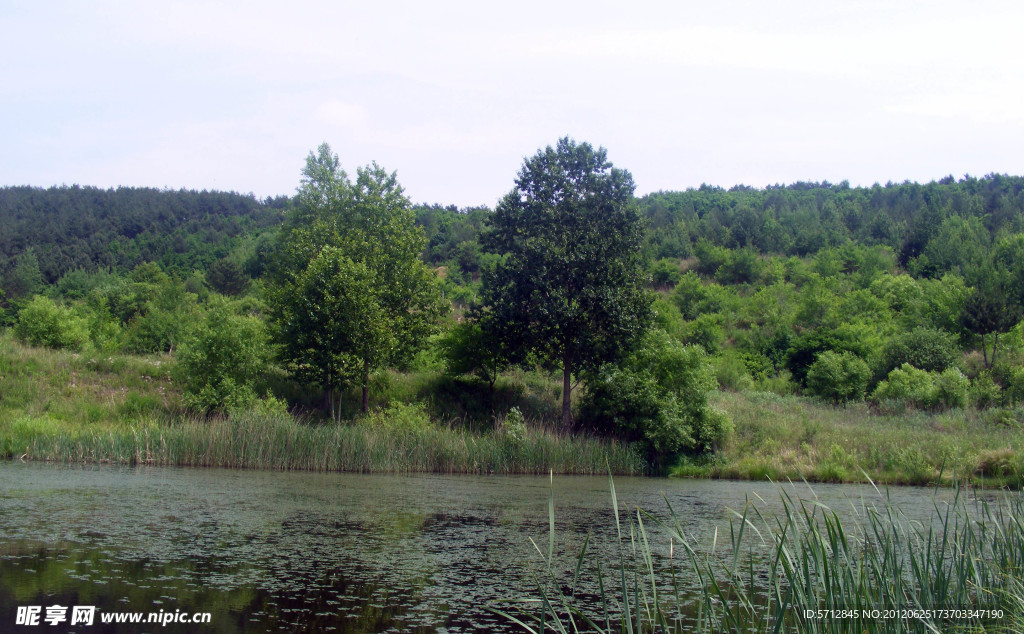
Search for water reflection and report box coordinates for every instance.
[0,463,967,632]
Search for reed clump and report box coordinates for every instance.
[4,410,647,475]
[501,476,1024,633]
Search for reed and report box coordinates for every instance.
[3,411,648,475]
[499,475,1024,633]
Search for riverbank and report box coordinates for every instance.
[1,336,1021,485]
[676,390,1024,488]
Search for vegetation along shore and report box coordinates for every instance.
[1,139,1023,485]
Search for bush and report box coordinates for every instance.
[501,406,527,444]
[878,327,959,378]
[14,295,89,351]
[582,329,732,460]
[681,313,725,353]
[362,402,433,432]
[714,352,754,392]
[871,364,934,408]
[971,372,1003,409]
[933,367,969,410]
[805,350,871,403]
[175,300,272,412]
[870,364,968,411]
[650,258,682,288]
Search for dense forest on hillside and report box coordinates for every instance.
[0,186,289,285]
[4,164,1024,480]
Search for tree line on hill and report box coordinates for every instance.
[3,149,1024,465]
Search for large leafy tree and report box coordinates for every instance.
[481,137,652,427]
[269,144,444,415]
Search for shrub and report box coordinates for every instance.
[970,372,1002,409]
[933,367,969,410]
[175,300,272,413]
[501,406,527,444]
[362,401,433,432]
[714,352,754,392]
[650,258,682,288]
[878,327,959,378]
[681,313,725,354]
[806,350,871,403]
[870,364,968,411]
[871,364,934,408]
[14,295,89,351]
[582,329,732,460]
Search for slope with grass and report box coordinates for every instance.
[0,335,646,475]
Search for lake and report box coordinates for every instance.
[0,462,966,632]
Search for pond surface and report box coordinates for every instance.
[0,462,967,632]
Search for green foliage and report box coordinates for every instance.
[205,258,250,296]
[681,313,725,353]
[582,329,731,458]
[0,185,285,282]
[501,406,527,444]
[960,274,1022,368]
[693,239,729,277]
[175,300,271,413]
[871,364,968,411]
[786,327,869,386]
[650,258,682,287]
[806,350,871,402]
[3,248,44,299]
[713,351,755,391]
[933,367,970,409]
[268,144,445,415]
[481,137,652,426]
[361,402,433,432]
[970,372,1002,409]
[438,320,507,389]
[715,247,762,285]
[878,326,959,378]
[670,271,733,320]
[14,295,89,351]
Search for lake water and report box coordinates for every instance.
[0,462,968,632]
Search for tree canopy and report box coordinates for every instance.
[268,144,444,415]
[480,137,652,427]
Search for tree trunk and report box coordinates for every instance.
[562,355,573,429]
[361,357,370,413]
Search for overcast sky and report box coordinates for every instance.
[3,1,1022,207]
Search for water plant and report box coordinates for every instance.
[498,474,1024,632]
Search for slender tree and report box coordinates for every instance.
[481,137,652,427]
[269,144,444,414]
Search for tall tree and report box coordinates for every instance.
[269,144,444,414]
[481,137,652,427]
[960,273,1021,369]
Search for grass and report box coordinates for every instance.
[2,410,647,475]
[3,333,1022,482]
[500,475,1024,633]
[672,390,1024,488]
[0,335,646,475]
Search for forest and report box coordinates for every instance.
[2,141,1023,483]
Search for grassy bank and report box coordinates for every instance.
[505,476,1024,633]
[2,335,1022,483]
[3,411,647,475]
[675,390,1024,488]
[0,336,646,475]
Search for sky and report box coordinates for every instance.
[3,0,1023,208]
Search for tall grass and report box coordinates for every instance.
[3,411,648,475]
[500,475,1024,632]
[685,391,1024,488]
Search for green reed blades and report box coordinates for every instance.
[504,476,1024,633]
